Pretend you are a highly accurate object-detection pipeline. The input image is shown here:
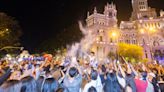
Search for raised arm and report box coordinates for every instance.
[76,65,82,75]
[113,60,118,74]
[121,56,128,65]
[121,56,132,74]
[115,60,126,88]
[129,64,138,76]
[58,69,65,84]
[117,60,126,78]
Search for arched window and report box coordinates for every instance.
[109,12,113,18]
[145,50,148,58]
[100,36,103,41]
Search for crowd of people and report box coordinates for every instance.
[0,51,164,92]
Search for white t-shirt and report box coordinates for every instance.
[83,75,103,92]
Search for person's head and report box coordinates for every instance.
[126,66,132,74]
[36,76,44,92]
[101,65,106,73]
[152,68,158,75]
[90,70,98,80]
[90,52,95,56]
[108,62,114,71]
[56,87,68,92]
[20,76,38,92]
[0,80,21,92]
[88,86,97,92]
[69,67,79,78]
[45,70,51,77]
[106,72,116,81]
[159,75,164,81]
[42,78,58,92]
[148,73,155,83]
[35,64,40,69]
[122,65,127,72]
[135,69,143,79]
[142,71,147,81]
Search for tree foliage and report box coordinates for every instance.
[118,43,144,62]
[0,13,22,49]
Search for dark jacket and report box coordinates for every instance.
[0,68,12,86]
[125,73,137,92]
[104,72,122,92]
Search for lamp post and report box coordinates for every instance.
[110,30,119,60]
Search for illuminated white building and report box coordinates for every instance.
[85,1,164,61]
[86,3,118,61]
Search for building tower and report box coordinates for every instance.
[131,0,157,20]
[86,2,118,61]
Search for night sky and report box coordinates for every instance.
[0,0,163,52]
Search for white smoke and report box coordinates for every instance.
[67,21,97,60]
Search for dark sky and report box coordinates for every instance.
[0,0,163,52]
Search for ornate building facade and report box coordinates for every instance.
[86,3,118,61]
[85,0,164,62]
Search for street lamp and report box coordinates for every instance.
[111,31,117,37]
[110,30,119,60]
[6,28,9,31]
[110,30,119,44]
[140,28,145,34]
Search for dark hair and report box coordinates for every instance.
[91,52,95,55]
[36,76,44,92]
[152,77,160,92]
[0,80,21,92]
[90,70,98,80]
[20,76,38,92]
[161,75,164,81]
[101,65,106,73]
[106,72,116,81]
[42,78,58,92]
[56,87,68,92]
[88,86,97,92]
[142,71,147,80]
[56,88,64,92]
[69,67,78,78]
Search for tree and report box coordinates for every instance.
[0,12,22,49]
[118,43,144,63]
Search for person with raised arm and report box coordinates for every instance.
[83,69,103,92]
[114,60,126,90]
[63,57,82,92]
[129,61,148,92]
[121,56,137,92]
[102,60,122,92]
